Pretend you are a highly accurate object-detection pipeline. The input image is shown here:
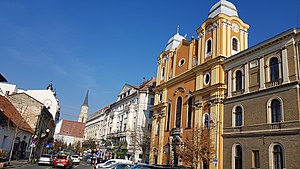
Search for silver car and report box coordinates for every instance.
[38,154,52,165]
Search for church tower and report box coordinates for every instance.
[194,1,249,169]
[78,90,88,123]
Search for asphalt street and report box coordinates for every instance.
[14,162,94,169]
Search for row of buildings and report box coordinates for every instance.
[84,0,300,168]
[0,79,60,161]
[83,78,156,162]
[1,1,299,168]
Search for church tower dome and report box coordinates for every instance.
[165,27,185,51]
[208,0,238,18]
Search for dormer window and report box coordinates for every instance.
[206,38,212,57]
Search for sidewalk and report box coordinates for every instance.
[3,160,30,168]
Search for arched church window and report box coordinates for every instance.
[206,39,212,57]
[175,97,182,128]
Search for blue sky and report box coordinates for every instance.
[1,0,299,121]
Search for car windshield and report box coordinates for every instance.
[104,161,115,166]
[71,155,79,158]
[41,154,51,158]
[56,156,67,159]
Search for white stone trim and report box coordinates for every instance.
[281,48,290,84]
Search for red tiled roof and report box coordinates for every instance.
[59,120,85,138]
[0,96,33,133]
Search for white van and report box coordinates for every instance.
[95,159,133,169]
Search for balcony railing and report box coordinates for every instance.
[266,79,282,88]
[269,123,281,129]
[223,121,299,134]
[170,127,183,136]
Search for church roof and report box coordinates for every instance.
[59,120,85,138]
[0,96,33,133]
[165,33,185,51]
[208,0,238,18]
[82,90,89,107]
[0,73,7,82]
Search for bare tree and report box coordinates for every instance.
[73,141,82,154]
[130,121,151,163]
[176,125,214,169]
[53,139,66,153]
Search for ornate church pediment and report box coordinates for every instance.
[173,87,185,96]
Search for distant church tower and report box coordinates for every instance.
[78,90,88,123]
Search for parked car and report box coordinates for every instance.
[96,158,107,164]
[96,159,133,169]
[110,163,134,169]
[155,165,191,169]
[38,154,53,165]
[53,155,73,168]
[130,164,161,169]
[70,155,80,165]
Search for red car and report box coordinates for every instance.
[52,155,73,168]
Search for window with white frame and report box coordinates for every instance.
[232,105,243,127]
[266,56,281,85]
[235,70,243,91]
[271,99,282,123]
[205,38,212,57]
[232,37,239,55]
[269,143,285,169]
[178,58,185,67]
[161,67,165,80]
[232,144,243,169]
[204,72,211,86]
[267,97,283,124]
[269,57,280,82]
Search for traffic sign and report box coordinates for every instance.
[213,158,218,165]
[45,144,50,149]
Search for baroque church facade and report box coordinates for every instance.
[150,0,300,169]
[149,0,249,168]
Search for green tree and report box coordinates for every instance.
[112,141,128,159]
